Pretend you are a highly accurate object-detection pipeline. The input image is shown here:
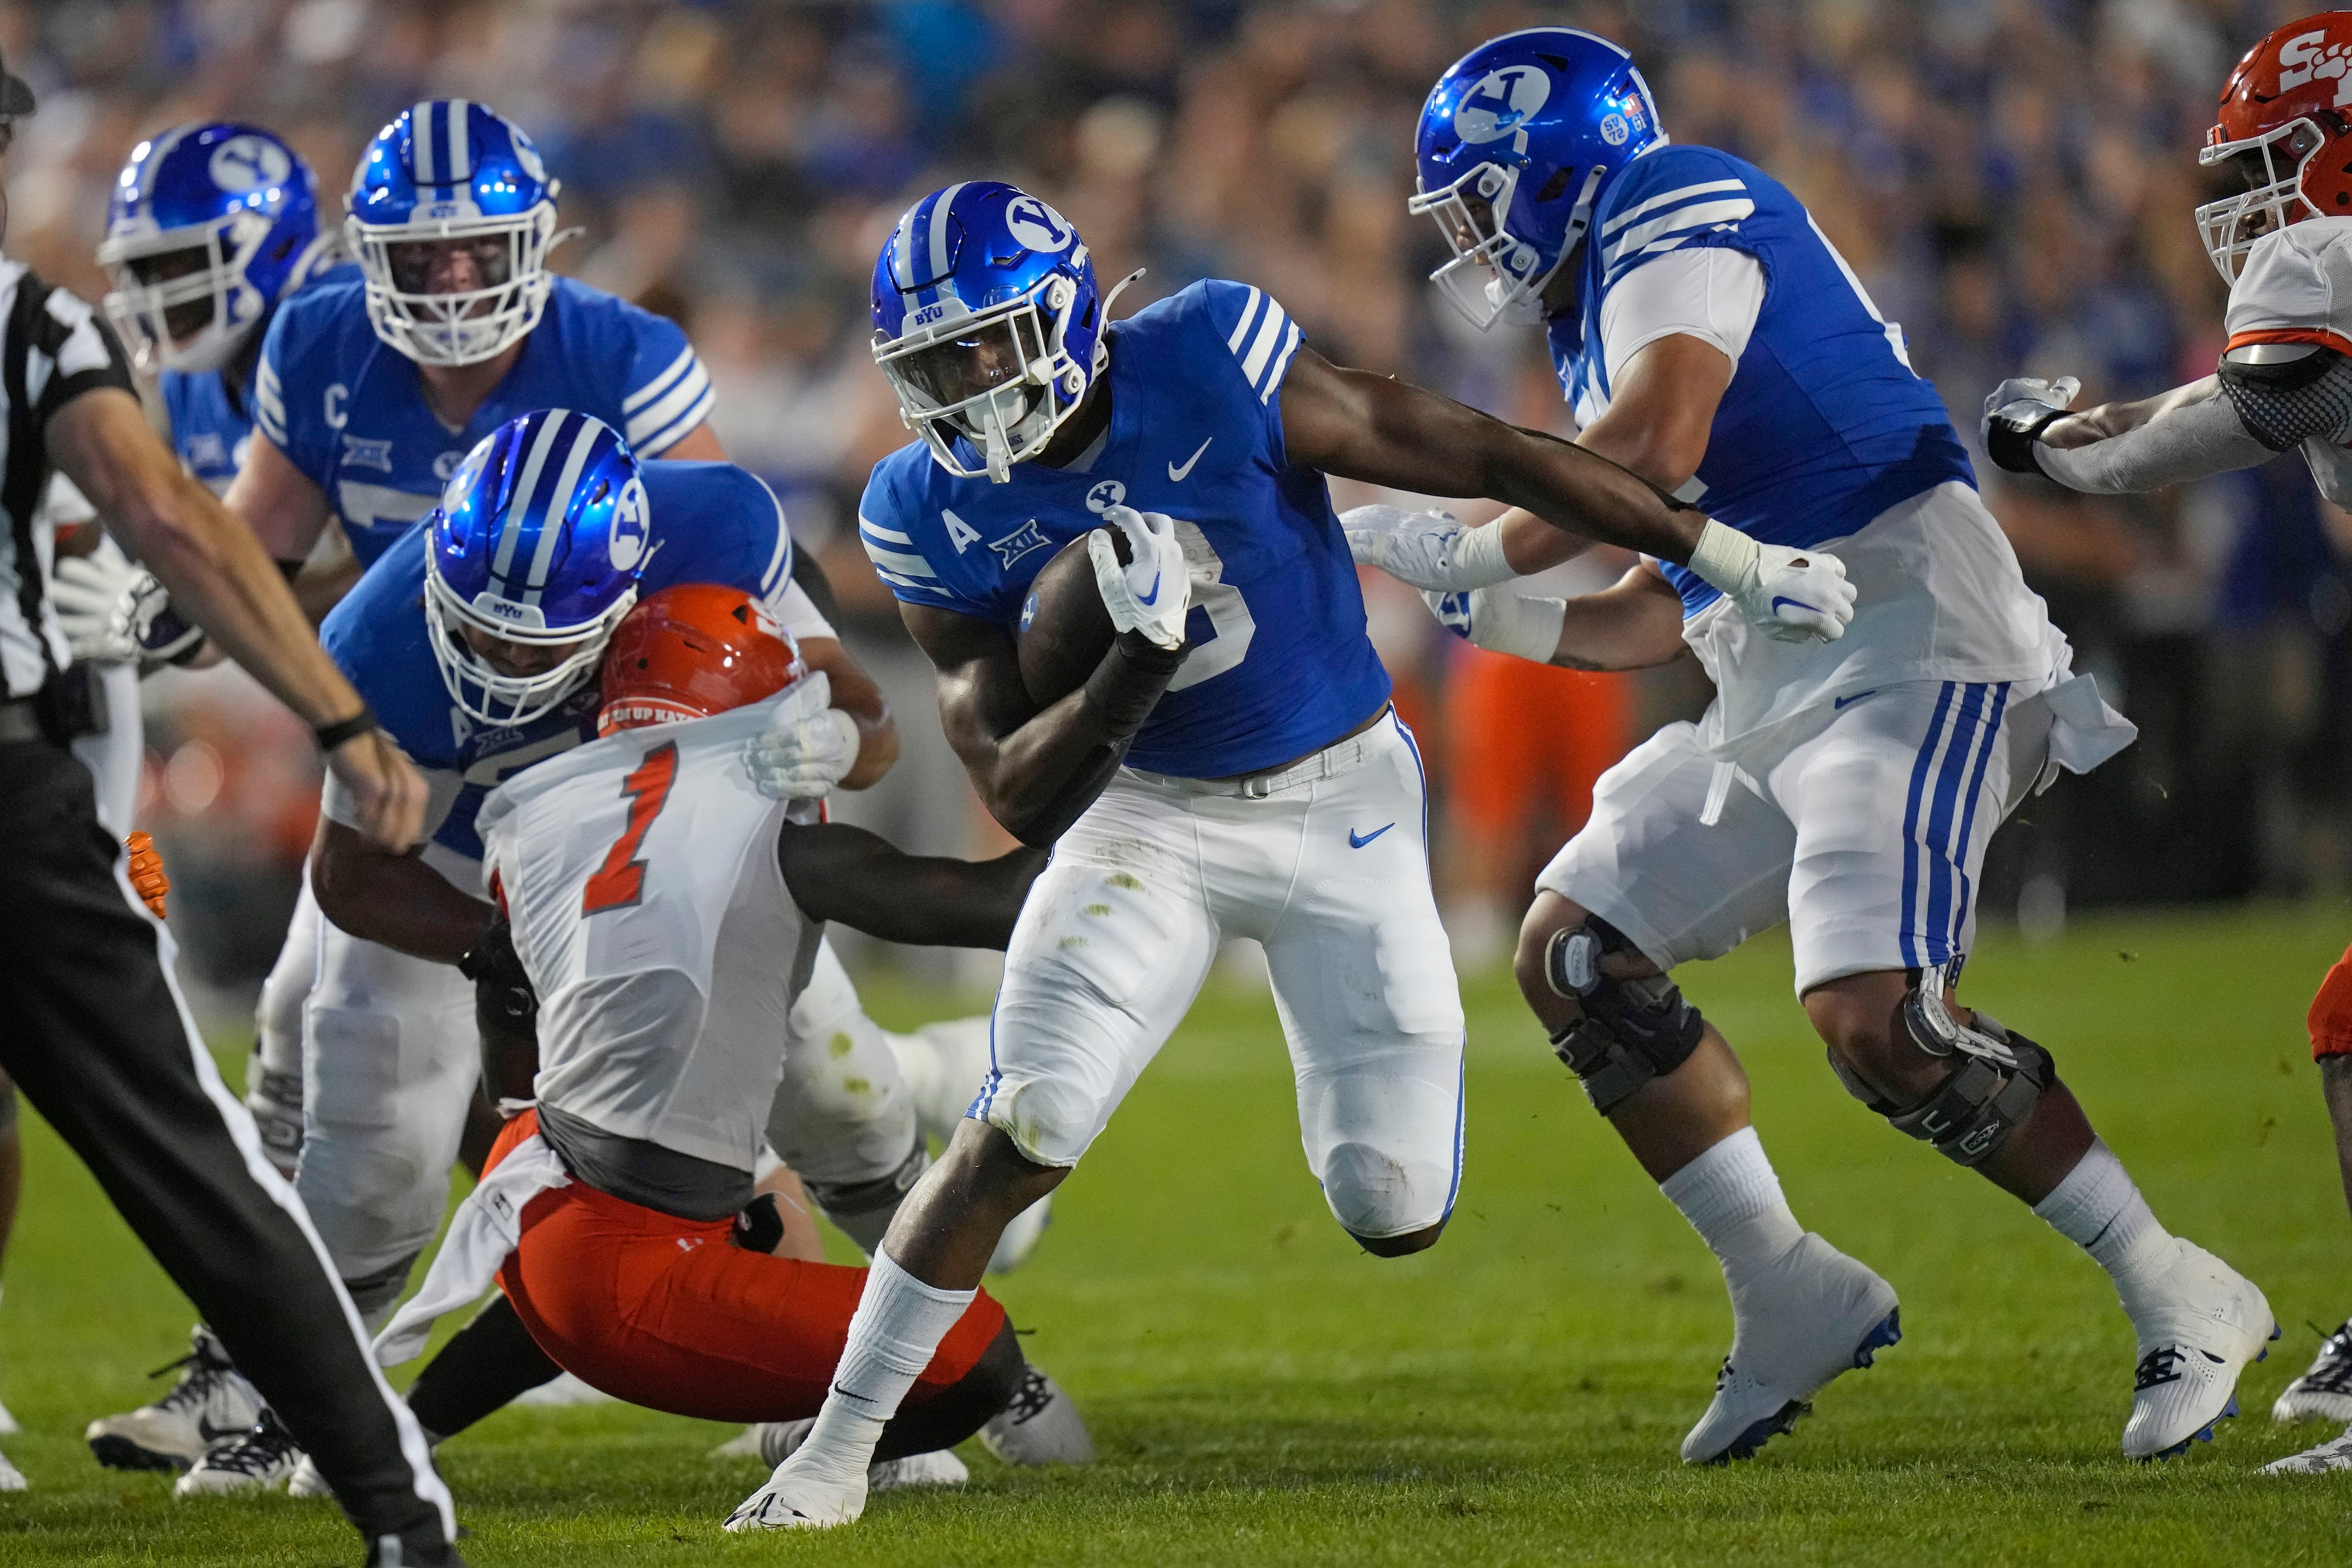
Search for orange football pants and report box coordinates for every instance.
[2312,942,2352,1061]
[1445,648,1634,843]
[487,1110,1007,1424]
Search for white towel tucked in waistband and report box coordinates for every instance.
[372,1132,569,1367]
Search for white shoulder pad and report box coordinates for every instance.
[2226,218,2352,350]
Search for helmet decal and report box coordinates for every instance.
[1454,65,1551,144]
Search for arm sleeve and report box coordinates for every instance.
[618,311,715,456]
[1596,247,1766,383]
[2032,388,2277,494]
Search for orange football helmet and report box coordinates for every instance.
[2198,13,2352,281]
[595,584,805,737]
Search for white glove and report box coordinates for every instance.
[49,550,159,664]
[1685,518,1856,644]
[1424,587,1566,664]
[1089,504,1190,651]
[1980,375,2082,476]
[1342,505,1514,591]
[742,674,861,801]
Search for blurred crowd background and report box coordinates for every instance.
[9,0,2348,988]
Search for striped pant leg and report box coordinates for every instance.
[0,739,453,1552]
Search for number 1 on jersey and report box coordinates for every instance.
[582,741,678,914]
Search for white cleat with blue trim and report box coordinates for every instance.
[2119,1239,2275,1460]
[1681,1233,1901,1464]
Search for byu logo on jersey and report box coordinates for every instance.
[608,477,650,571]
[1455,65,1550,143]
[208,135,293,194]
[1005,197,1075,254]
[989,520,1050,569]
[1085,479,1125,515]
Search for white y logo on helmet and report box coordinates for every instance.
[1005,196,1075,254]
[2280,30,2352,106]
[1455,65,1550,144]
[209,135,292,195]
[607,476,649,571]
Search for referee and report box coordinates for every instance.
[0,55,462,1568]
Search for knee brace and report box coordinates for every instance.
[803,1134,930,1254]
[1542,917,1705,1114]
[1831,983,2054,1167]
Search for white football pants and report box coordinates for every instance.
[977,712,1466,1240]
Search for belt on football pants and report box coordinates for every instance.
[1127,706,1393,799]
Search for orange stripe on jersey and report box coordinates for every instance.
[2225,327,2352,357]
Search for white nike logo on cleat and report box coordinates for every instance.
[1168,437,1213,482]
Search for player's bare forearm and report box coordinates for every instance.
[223,423,334,565]
[903,602,1153,844]
[778,823,1046,947]
[1278,347,1704,561]
[2043,376,2218,448]
[49,389,369,731]
[798,636,898,788]
[1554,562,1690,671]
[310,819,494,964]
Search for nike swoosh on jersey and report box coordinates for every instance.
[1168,437,1213,482]
[1348,823,1394,848]
[1833,689,1877,710]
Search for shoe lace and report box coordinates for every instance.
[1000,1367,1055,1425]
[2134,1346,2185,1391]
[146,1341,232,1416]
[1712,1356,1735,1393]
[202,1412,298,1477]
[2300,1321,2352,1395]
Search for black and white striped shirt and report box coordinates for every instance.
[0,260,134,699]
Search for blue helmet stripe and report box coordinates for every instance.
[523,416,604,602]
[490,413,568,584]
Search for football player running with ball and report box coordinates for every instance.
[726,178,1854,1531]
[1351,27,2268,1465]
[1980,12,2352,1475]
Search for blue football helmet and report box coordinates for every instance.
[871,181,1108,483]
[347,100,562,367]
[97,123,333,372]
[1410,28,1665,330]
[423,409,651,726]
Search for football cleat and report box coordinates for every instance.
[174,1409,303,1495]
[0,1446,24,1492]
[980,1366,1095,1466]
[0,1392,18,1435]
[2272,1320,2352,1425]
[868,1449,968,1491]
[2261,1423,2352,1474]
[713,1417,986,1484]
[286,1450,332,1498]
[2117,1239,2276,1460]
[86,1324,264,1472]
[1681,1233,1901,1465]
[722,1459,866,1533]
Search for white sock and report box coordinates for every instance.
[782,1249,974,1489]
[2033,1140,2172,1293]
[1658,1127,1804,1276]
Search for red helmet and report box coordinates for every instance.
[596,583,805,737]
[2197,13,2352,281]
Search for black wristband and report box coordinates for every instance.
[313,706,377,752]
[1081,630,1189,737]
[1985,405,2067,477]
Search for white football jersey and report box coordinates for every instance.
[2224,217,2352,502]
[477,687,826,1175]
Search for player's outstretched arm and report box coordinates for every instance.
[309,818,494,965]
[48,388,425,850]
[778,822,1047,948]
[1984,371,2282,494]
[1279,345,1705,561]
[1429,560,1690,670]
[902,602,1184,847]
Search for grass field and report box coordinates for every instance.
[2,903,2349,1564]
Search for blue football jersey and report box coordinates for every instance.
[159,261,362,493]
[257,274,715,568]
[859,279,1391,779]
[1547,144,1975,615]
[321,460,795,861]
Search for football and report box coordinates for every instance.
[1016,526,1120,709]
